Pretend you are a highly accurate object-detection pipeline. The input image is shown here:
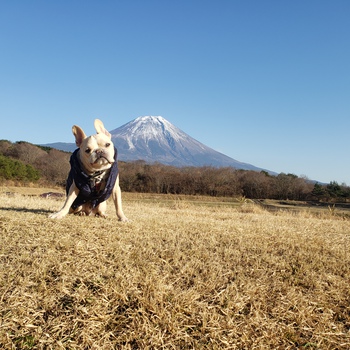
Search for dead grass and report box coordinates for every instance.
[0,191,349,349]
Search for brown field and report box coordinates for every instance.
[0,187,349,349]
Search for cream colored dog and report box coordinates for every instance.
[49,119,128,221]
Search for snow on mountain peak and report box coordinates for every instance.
[125,116,184,144]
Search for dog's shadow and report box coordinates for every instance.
[0,206,53,215]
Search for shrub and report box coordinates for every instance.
[0,155,40,181]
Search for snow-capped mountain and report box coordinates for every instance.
[42,116,273,172]
[112,116,274,172]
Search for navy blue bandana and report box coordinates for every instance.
[66,147,119,210]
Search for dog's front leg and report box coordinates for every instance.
[112,175,128,221]
[49,182,79,219]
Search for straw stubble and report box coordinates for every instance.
[0,193,349,349]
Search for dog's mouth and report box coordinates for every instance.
[92,154,114,165]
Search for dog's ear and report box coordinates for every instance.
[72,125,87,148]
[94,119,111,139]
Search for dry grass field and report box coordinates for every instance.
[0,187,349,349]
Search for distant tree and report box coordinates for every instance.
[215,167,241,197]
[34,149,70,186]
[0,140,12,156]
[36,145,53,152]
[326,181,342,198]
[239,171,269,198]
[312,183,326,198]
[260,170,269,177]
[0,155,13,179]
[11,141,47,164]
[0,155,40,181]
[340,183,350,199]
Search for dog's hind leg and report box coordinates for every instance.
[94,201,107,218]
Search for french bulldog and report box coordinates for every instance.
[49,119,128,221]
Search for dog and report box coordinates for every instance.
[49,119,128,221]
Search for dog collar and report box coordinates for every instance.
[88,170,108,192]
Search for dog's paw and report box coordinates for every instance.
[96,213,108,218]
[49,211,66,219]
[118,216,129,222]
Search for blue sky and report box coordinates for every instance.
[1,0,349,185]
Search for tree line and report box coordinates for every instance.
[119,160,350,201]
[1,140,349,201]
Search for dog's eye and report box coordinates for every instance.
[106,143,111,147]
[85,148,91,154]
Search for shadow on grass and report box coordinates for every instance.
[0,206,53,215]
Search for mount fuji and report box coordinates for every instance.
[42,116,273,173]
